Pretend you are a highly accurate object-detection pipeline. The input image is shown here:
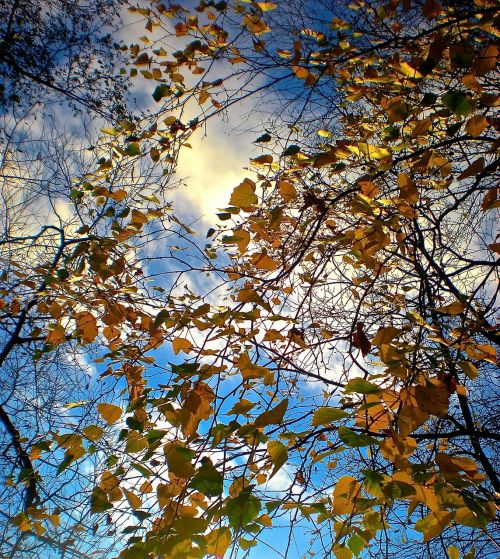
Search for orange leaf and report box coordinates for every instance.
[252,252,277,271]
[293,66,309,80]
[75,311,98,343]
[172,337,193,354]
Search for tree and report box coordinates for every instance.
[2,1,499,559]
[0,0,130,118]
[0,2,187,557]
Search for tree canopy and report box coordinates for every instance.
[0,1,499,558]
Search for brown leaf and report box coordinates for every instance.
[398,173,418,204]
[465,115,488,138]
[352,322,371,356]
[472,45,499,77]
[423,0,442,19]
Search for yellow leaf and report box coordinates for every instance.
[448,545,460,559]
[398,61,423,79]
[237,352,272,382]
[398,173,418,204]
[456,384,467,397]
[75,311,98,343]
[372,326,401,346]
[100,470,120,492]
[257,2,277,10]
[225,228,251,254]
[254,399,288,427]
[123,488,142,510]
[267,440,288,478]
[97,403,122,425]
[411,117,432,137]
[318,129,333,138]
[435,301,465,315]
[455,507,483,528]
[172,337,193,354]
[257,513,272,526]
[333,545,353,559]
[465,343,497,364]
[64,401,89,410]
[229,399,256,415]
[415,511,453,540]
[458,361,478,380]
[472,44,499,77]
[358,143,391,159]
[47,514,60,528]
[12,513,32,532]
[83,425,104,441]
[207,527,231,556]
[251,154,274,166]
[404,380,450,417]
[263,328,285,342]
[163,442,195,479]
[359,181,380,198]
[465,115,488,137]
[230,178,258,209]
[279,181,297,202]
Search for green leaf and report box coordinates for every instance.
[125,433,148,453]
[255,133,271,143]
[344,378,381,395]
[90,487,112,513]
[312,407,350,426]
[131,462,152,478]
[283,145,301,156]
[421,92,438,106]
[239,538,257,550]
[226,489,261,530]
[382,480,416,499]
[152,84,171,102]
[189,460,223,497]
[362,469,384,496]
[442,92,475,116]
[124,142,141,156]
[348,534,366,557]
[338,427,378,448]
